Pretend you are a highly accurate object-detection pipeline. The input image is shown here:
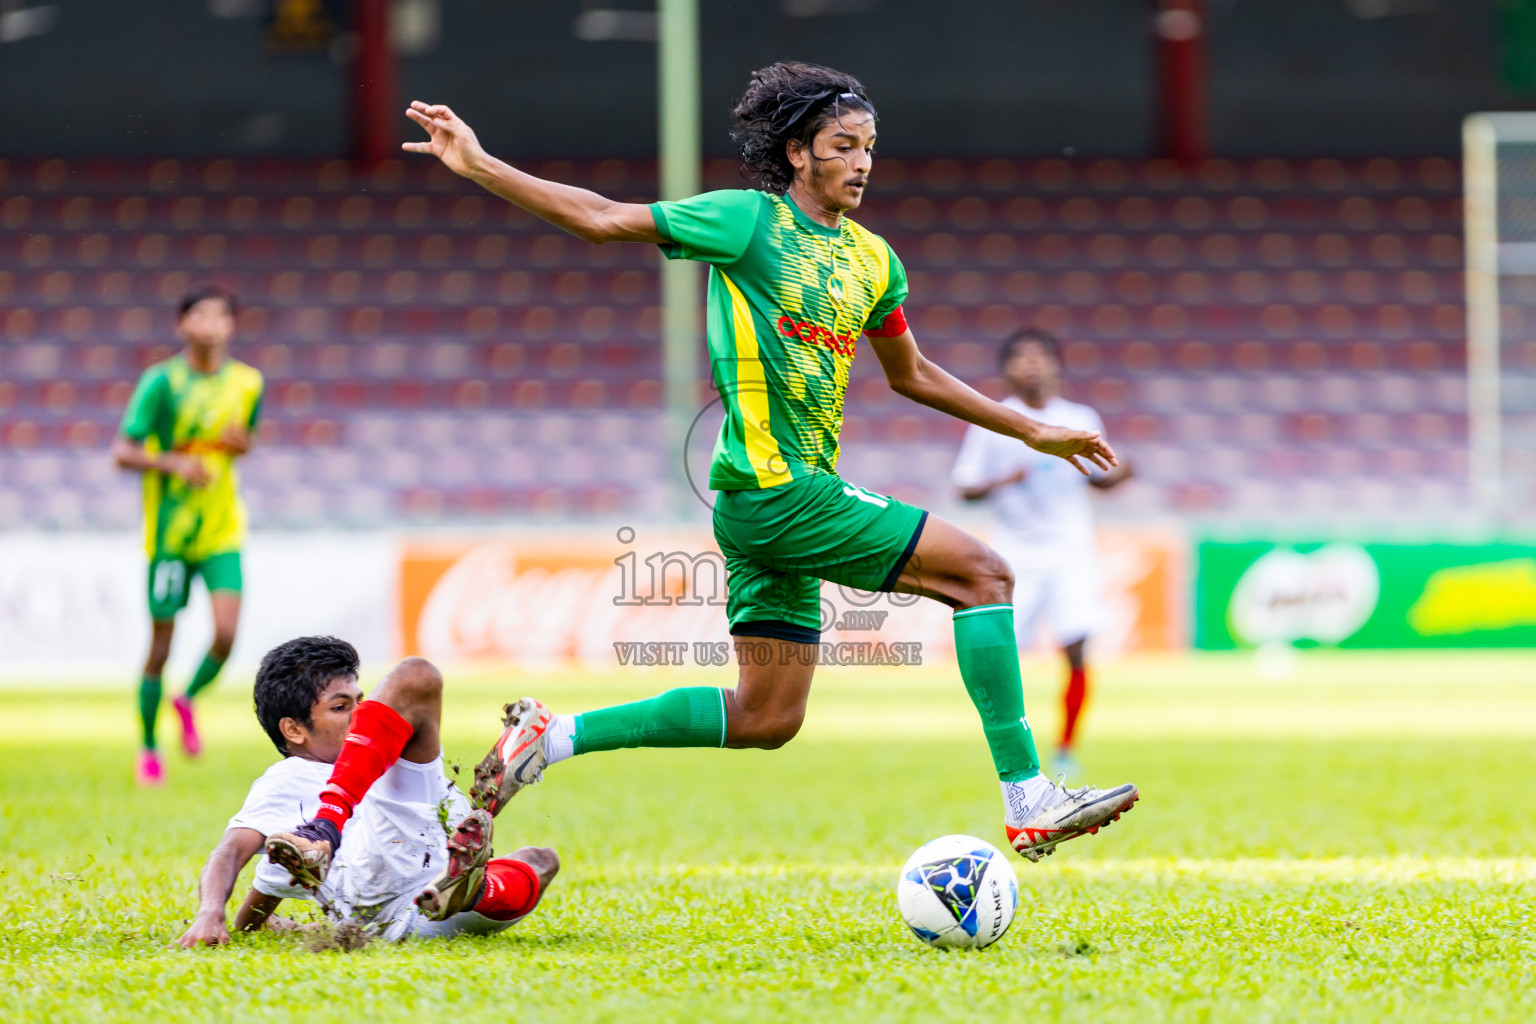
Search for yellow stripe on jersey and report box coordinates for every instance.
[847,220,893,311]
[720,270,793,489]
[136,358,264,560]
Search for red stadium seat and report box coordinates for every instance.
[1059,197,1100,231]
[948,197,990,230]
[1087,160,1131,191]
[1035,160,1074,191]
[0,157,1471,520]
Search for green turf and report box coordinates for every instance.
[4,651,1536,1022]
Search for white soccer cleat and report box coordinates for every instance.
[1005,776,1139,863]
[469,698,553,817]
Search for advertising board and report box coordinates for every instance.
[1196,541,1536,649]
[398,526,1189,669]
[0,526,1189,680]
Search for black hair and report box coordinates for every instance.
[730,61,877,194]
[178,283,239,319]
[999,328,1063,369]
[253,636,360,755]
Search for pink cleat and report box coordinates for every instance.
[172,695,202,757]
[136,749,164,787]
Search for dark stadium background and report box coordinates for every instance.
[0,2,1513,158]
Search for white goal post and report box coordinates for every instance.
[1464,113,1536,521]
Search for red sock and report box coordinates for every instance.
[313,700,415,831]
[1061,666,1088,748]
[474,858,541,921]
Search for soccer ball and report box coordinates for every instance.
[896,834,1018,949]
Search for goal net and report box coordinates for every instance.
[1464,113,1536,522]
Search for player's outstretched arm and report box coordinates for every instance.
[958,468,1027,501]
[868,329,1117,476]
[176,827,266,949]
[403,101,663,245]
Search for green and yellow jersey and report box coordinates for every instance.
[650,189,908,491]
[119,354,264,562]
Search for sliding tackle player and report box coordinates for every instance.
[177,637,557,947]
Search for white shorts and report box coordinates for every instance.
[995,543,1102,649]
[254,757,510,942]
[351,889,518,942]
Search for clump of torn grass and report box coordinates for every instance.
[305,920,373,953]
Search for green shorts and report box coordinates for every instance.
[712,472,928,644]
[147,550,242,621]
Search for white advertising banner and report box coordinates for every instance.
[0,525,1187,682]
[0,533,396,681]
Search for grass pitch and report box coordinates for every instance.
[4,650,1536,1022]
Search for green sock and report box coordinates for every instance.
[138,674,163,750]
[184,652,226,700]
[573,687,728,754]
[953,604,1041,781]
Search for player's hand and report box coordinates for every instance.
[262,915,323,933]
[1026,424,1117,476]
[159,453,211,488]
[218,424,251,455]
[176,913,231,949]
[403,101,488,178]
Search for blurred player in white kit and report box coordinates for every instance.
[951,329,1134,778]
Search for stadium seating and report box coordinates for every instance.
[0,156,1469,527]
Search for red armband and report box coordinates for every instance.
[863,304,908,338]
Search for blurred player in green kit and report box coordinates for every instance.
[112,285,264,785]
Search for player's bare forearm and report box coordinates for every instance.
[232,889,284,933]
[871,337,1023,436]
[194,830,258,916]
[177,828,265,948]
[217,424,253,456]
[465,155,661,244]
[869,330,1116,474]
[959,469,1026,502]
[868,332,1043,440]
[111,435,160,474]
[402,100,660,245]
[113,435,211,486]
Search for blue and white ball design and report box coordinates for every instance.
[896,834,1019,949]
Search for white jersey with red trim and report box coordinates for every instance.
[950,395,1106,552]
[227,754,506,940]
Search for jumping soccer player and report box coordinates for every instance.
[176,637,558,948]
[112,285,263,785]
[952,329,1134,779]
[274,61,1140,872]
